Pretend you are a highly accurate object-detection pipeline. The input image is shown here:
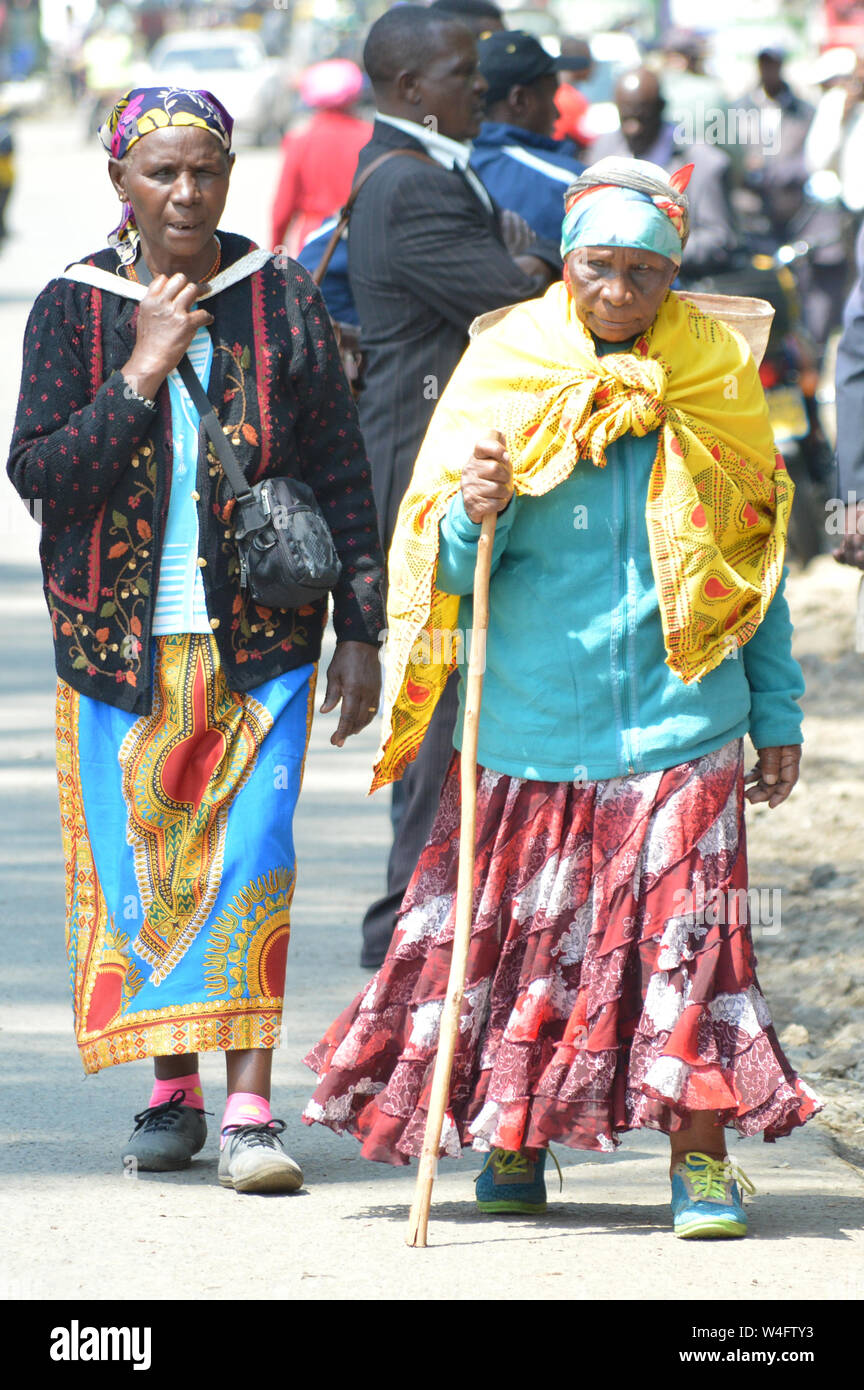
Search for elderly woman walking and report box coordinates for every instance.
[6,88,383,1193]
[303,157,821,1237]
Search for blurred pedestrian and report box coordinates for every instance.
[735,48,813,245]
[801,48,864,351]
[296,218,357,325]
[804,46,864,211]
[658,29,731,150]
[79,8,136,139]
[428,0,505,38]
[833,220,864,569]
[351,5,559,968]
[592,68,737,283]
[552,36,595,155]
[0,119,13,243]
[6,87,383,1192]
[136,4,166,54]
[271,59,371,256]
[53,3,87,102]
[471,30,583,244]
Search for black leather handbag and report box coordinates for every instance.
[176,355,341,611]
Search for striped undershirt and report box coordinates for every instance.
[152,327,213,635]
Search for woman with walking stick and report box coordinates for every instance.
[303,156,820,1239]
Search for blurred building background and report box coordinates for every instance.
[2,2,863,135]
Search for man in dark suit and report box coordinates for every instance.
[352,4,559,966]
[591,67,738,284]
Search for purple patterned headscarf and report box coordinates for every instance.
[99,87,234,264]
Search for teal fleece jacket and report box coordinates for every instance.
[436,428,804,783]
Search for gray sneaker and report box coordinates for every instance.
[218,1119,304,1194]
[122,1091,208,1172]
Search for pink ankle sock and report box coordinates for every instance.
[148,1072,205,1111]
[220,1092,272,1147]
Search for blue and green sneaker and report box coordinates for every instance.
[475,1148,550,1214]
[670,1151,755,1239]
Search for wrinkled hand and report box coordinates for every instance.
[501,209,536,257]
[833,502,864,570]
[744,745,801,808]
[123,273,214,399]
[320,640,382,747]
[462,430,514,523]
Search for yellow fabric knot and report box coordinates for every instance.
[558,355,669,469]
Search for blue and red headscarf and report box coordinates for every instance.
[99,87,234,264]
[561,156,693,266]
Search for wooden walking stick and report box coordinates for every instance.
[406,510,497,1248]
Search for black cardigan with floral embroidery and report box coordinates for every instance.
[7,232,384,714]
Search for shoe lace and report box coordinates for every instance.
[683,1151,756,1203]
[493,1149,530,1176]
[132,1090,188,1134]
[475,1146,564,1192]
[221,1119,287,1151]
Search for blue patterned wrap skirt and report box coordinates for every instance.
[56,633,315,1073]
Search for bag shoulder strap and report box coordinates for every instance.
[63,247,272,301]
[198,248,272,299]
[129,258,250,502]
[63,262,146,300]
[311,147,436,285]
[174,355,251,503]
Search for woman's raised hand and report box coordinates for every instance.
[462,430,514,523]
[122,274,215,402]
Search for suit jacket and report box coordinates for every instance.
[590,126,738,280]
[348,118,554,554]
[835,221,864,497]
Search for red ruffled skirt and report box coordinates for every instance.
[303,740,820,1164]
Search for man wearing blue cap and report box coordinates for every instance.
[470,31,585,245]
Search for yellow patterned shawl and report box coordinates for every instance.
[371,280,792,791]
